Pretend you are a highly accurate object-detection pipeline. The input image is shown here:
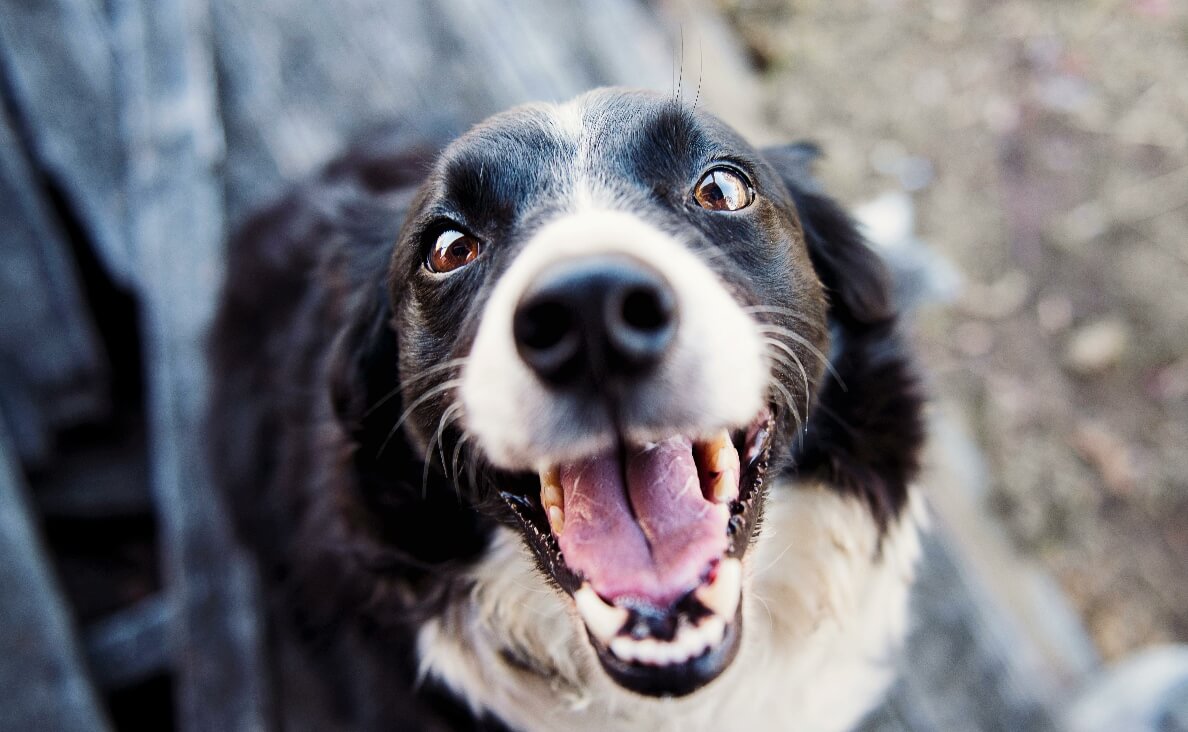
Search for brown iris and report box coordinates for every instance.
[428,229,482,273]
[693,167,753,211]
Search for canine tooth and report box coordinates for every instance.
[698,430,740,503]
[547,505,565,535]
[695,558,742,620]
[711,469,738,503]
[540,467,562,509]
[540,467,565,535]
[704,430,732,469]
[574,584,628,644]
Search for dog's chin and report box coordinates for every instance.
[498,409,775,697]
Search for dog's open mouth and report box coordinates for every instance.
[500,409,774,697]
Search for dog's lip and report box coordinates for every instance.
[497,409,774,697]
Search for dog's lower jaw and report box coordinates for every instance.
[417,480,925,732]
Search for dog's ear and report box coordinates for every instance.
[762,143,893,326]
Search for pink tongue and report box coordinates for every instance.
[556,436,730,608]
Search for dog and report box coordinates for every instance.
[209,88,926,732]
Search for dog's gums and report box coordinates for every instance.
[501,410,773,695]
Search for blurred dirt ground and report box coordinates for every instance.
[715,0,1188,661]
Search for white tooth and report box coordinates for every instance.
[701,615,727,646]
[547,505,565,535]
[540,468,565,535]
[671,632,696,663]
[574,584,628,645]
[636,639,661,664]
[705,430,732,470]
[695,558,742,620]
[610,637,636,662]
[540,467,562,510]
[711,469,738,503]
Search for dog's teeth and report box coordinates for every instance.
[700,615,727,646]
[702,430,732,470]
[540,467,564,534]
[574,584,628,645]
[540,467,562,508]
[695,558,742,620]
[711,469,738,504]
[547,505,565,535]
[698,430,740,503]
[610,637,637,663]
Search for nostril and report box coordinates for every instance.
[606,278,676,371]
[517,299,572,351]
[620,286,673,334]
[514,297,583,384]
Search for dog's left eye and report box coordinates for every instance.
[693,167,753,212]
[427,229,482,273]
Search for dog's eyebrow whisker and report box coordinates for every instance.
[756,324,846,391]
[376,378,464,459]
[364,357,470,418]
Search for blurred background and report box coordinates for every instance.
[1,0,1184,730]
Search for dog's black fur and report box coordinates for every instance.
[209,94,924,730]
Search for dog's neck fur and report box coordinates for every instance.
[417,480,924,732]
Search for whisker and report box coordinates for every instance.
[753,541,796,579]
[450,431,471,489]
[762,337,810,407]
[756,324,846,390]
[763,348,808,438]
[764,365,804,436]
[751,591,776,636]
[364,357,469,418]
[376,378,463,459]
[422,401,464,498]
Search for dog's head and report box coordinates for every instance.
[382,88,891,697]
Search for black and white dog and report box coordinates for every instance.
[210,88,926,731]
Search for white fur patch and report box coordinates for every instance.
[418,483,925,732]
[460,209,767,470]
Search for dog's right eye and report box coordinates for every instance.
[427,229,482,273]
[692,167,753,212]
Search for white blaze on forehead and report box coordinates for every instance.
[548,96,588,143]
[460,208,767,470]
[542,94,620,213]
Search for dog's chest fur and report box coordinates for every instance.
[419,480,923,732]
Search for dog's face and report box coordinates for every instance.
[388,89,831,696]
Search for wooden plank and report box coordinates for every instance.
[210,0,675,221]
[0,420,112,732]
[0,96,108,467]
[110,0,272,728]
[84,595,172,690]
[0,0,134,287]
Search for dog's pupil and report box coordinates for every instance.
[430,230,479,272]
[695,169,750,212]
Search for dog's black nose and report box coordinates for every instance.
[513,256,677,387]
